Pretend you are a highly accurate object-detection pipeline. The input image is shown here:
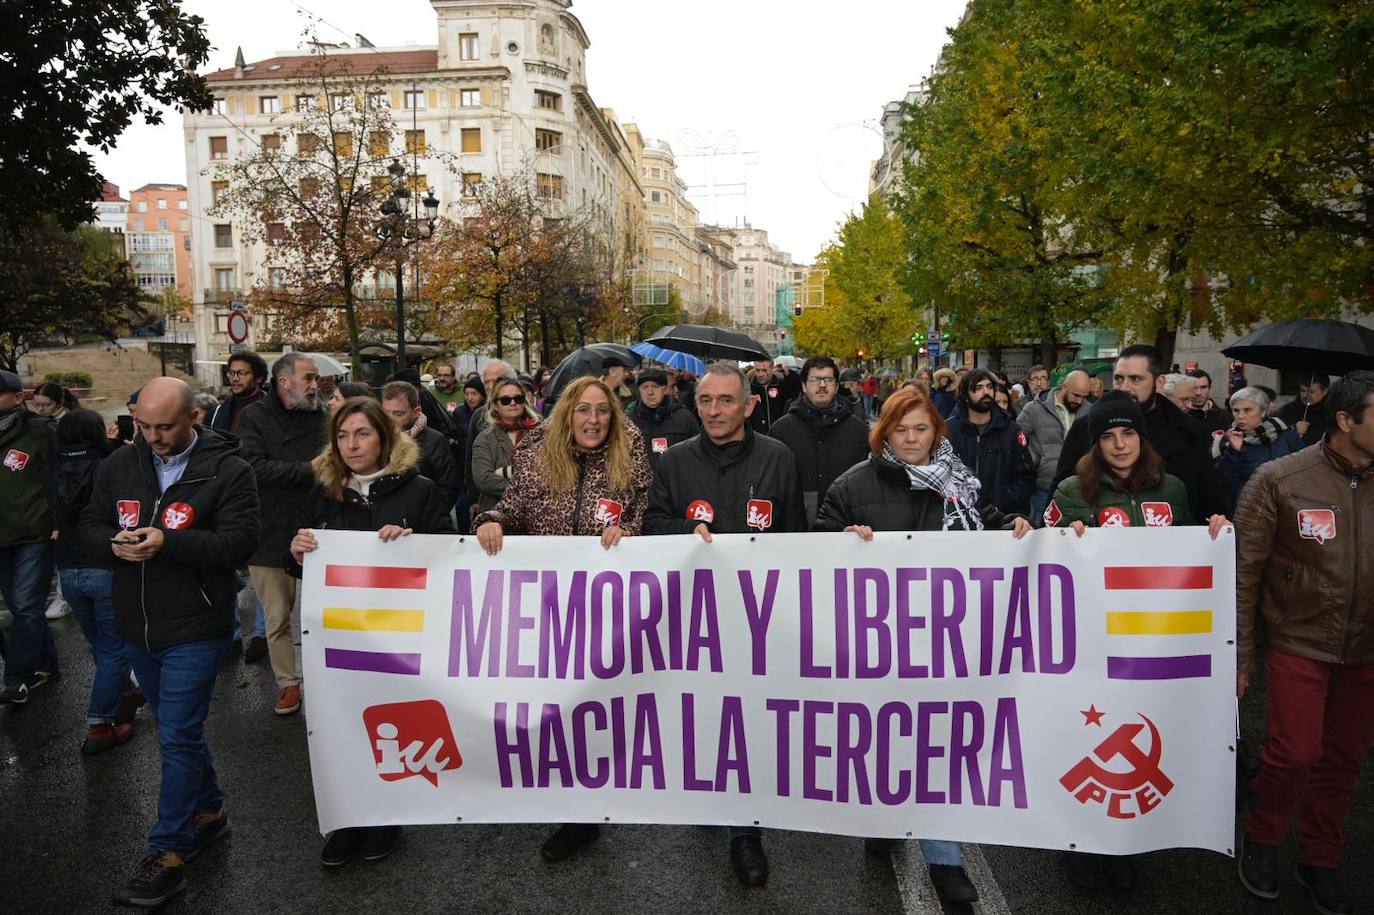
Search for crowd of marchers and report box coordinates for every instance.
[0,343,1370,913]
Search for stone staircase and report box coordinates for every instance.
[22,343,203,406]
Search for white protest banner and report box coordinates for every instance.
[301,527,1236,855]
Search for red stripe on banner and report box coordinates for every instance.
[1104,566,1212,590]
[324,565,428,590]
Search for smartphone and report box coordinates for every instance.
[115,414,134,442]
[110,533,147,544]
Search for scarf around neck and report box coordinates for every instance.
[1211,415,1289,459]
[883,437,984,531]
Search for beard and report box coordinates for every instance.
[288,390,320,411]
[968,395,994,414]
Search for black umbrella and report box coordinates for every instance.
[545,343,642,409]
[644,324,771,362]
[1222,318,1374,376]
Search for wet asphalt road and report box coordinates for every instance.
[2,592,1371,915]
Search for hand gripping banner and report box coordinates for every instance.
[301,528,1237,855]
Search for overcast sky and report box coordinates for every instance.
[92,0,966,263]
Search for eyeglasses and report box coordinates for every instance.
[226,369,253,378]
[574,404,612,417]
[806,376,837,387]
[496,395,526,406]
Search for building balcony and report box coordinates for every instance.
[203,288,243,304]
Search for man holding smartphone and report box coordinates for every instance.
[79,377,259,907]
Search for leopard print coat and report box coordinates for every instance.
[473,421,652,535]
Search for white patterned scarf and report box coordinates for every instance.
[883,438,984,531]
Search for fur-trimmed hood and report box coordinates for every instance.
[315,431,420,493]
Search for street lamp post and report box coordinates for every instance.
[377,160,439,372]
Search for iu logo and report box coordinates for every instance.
[1043,500,1063,527]
[1098,506,1131,528]
[362,700,462,787]
[686,499,715,524]
[3,449,29,472]
[117,500,141,530]
[594,498,623,528]
[1016,429,1028,448]
[746,499,773,531]
[1060,711,1174,819]
[767,386,779,399]
[1298,509,1336,544]
[651,437,669,455]
[1141,502,1174,528]
[161,502,195,530]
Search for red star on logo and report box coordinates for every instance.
[1081,705,1106,727]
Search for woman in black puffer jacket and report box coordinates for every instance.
[288,396,453,868]
[813,387,1029,907]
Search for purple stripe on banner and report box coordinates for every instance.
[1107,655,1211,680]
[324,647,421,676]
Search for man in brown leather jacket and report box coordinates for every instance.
[1234,370,1374,915]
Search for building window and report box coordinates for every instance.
[367,92,390,109]
[403,90,425,110]
[652,236,665,248]
[157,198,167,209]
[296,94,317,111]
[261,133,281,153]
[137,200,148,212]
[535,173,563,200]
[177,199,188,209]
[650,191,661,203]
[267,267,286,289]
[213,267,236,291]
[214,224,232,248]
[370,175,390,194]
[211,181,228,206]
[408,174,428,195]
[267,223,287,246]
[535,129,562,155]
[259,96,281,114]
[134,217,145,230]
[209,136,227,160]
[299,177,320,198]
[333,132,353,158]
[369,131,390,157]
[459,89,479,107]
[158,217,168,230]
[297,133,319,155]
[405,130,426,155]
[211,98,226,114]
[744,279,754,288]
[459,33,479,60]
[461,172,482,196]
[535,90,561,111]
[329,93,350,112]
[460,127,481,153]
[179,218,189,231]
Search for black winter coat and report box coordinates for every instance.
[768,396,871,526]
[78,427,260,651]
[50,442,117,569]
[237,393,327,567]
[412,425,459,506]
[814,454,1019,533]
[748,379,788,435]
[627,397,700,471]
[1053,393,1228,519]
[644,427,805,535]
[943,406,1037,515]
[209,388,266,433]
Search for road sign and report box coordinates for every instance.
[229,299,247,312]
[926,343,941,361]
[227,310,250,344]
[926,330,941,345]
[229,343,247,353]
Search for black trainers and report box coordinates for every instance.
[28,669,61,690]
[929,863,979,903]
[111,851,186,907]
[359,825,402,862]
[729,833,768,887]
[321,828,366,867]
[1238,834,1279,899]
[540,823,601,863]
[243,636,268,664]
[185,810,230,862]
[0,681,29,705]
[1296,864,1354,915]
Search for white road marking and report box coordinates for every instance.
[893,841,1013,914]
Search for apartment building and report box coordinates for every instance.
[126,183,193,297]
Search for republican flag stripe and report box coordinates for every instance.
[324,564,428,590]
[1107,655,1211,680]
[1105,610,1213,636]
[1104,566,1212,590]
[322,607,425,632]
[324,648,422,676]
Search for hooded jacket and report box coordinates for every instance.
[1235,442,1374,678]
[644,426,805,535]
[49,441,118,569]
[943,405,1037,515]
[1017,392,1076,492]
[768,395,871,525]
[411,424,459,506]
[1054,393,1228,519]
[236,391,327,567]
[474,422,653,536]
[78,427,259,651]
[0,407,54,548]
[627,396,700,472]
[1046,472,1194,529]
[814,452,1019,533]
[287,434,454,575]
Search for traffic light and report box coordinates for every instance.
[793,304,803,317]
[857,348,865,358]
[941,331,952,350]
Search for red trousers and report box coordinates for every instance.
[1245,649,1374,867]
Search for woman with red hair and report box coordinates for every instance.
[814,386,1029,905]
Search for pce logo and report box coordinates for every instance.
[1060,710,1173,819]
[362,700,463,787]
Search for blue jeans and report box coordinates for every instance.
[60,568,134,725]
[0,541,58,685]
[122,636,229,855]
[230,571,266,641]
[1030,488,1052,528]
[920,838,963,866]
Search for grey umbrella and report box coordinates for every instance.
[545,343,643,409]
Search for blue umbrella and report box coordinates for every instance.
[630,341,706,375]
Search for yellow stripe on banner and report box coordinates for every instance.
[323,607,425,632]
[1105,610,1212,636]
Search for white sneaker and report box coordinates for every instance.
[45,598,72,620]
